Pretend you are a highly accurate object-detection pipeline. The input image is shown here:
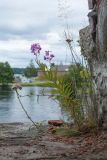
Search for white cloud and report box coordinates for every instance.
[0,0,88,67]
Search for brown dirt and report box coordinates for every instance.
[0,123,107,160]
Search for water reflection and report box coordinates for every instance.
[0,86,67,123]
[0,86,13,100]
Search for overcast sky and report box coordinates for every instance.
[0,0,89,68]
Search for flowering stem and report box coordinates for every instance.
[15,90,37,127]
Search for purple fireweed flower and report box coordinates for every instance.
[45,51,50,56]
[31,43,41,55]
[44,56,47,60]
[44,55,50,60]
[50,54,54,58]
[44,51,55,61]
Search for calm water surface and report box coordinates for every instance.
[0,86,67,123]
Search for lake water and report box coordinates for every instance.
[0,86,67,123]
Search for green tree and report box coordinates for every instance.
[24,60,38,78]
[0,62,14,85]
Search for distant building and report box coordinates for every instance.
[38,64,69,78]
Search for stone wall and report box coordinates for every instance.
[79,26,96,60]
[79,0,107,128]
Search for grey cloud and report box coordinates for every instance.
[0,25,51,41]
[0,0,88,67]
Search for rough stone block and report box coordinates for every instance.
[88,0,94,9]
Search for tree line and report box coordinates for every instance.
[0,62,14,85]
[0,60,39,85]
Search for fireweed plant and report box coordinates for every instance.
[13,42,97,130]
[30,43,87,129]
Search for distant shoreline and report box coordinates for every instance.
[0,81,50,87]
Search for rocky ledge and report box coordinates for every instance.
[0,123,107,160]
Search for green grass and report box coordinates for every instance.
[21,82,47,87]
[21,80,51,87]
[54,127,81,137]
[0,80,51,88]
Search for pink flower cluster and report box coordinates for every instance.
[44,51,54,61]
[31,43,41,55]
[30,43,55,61]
